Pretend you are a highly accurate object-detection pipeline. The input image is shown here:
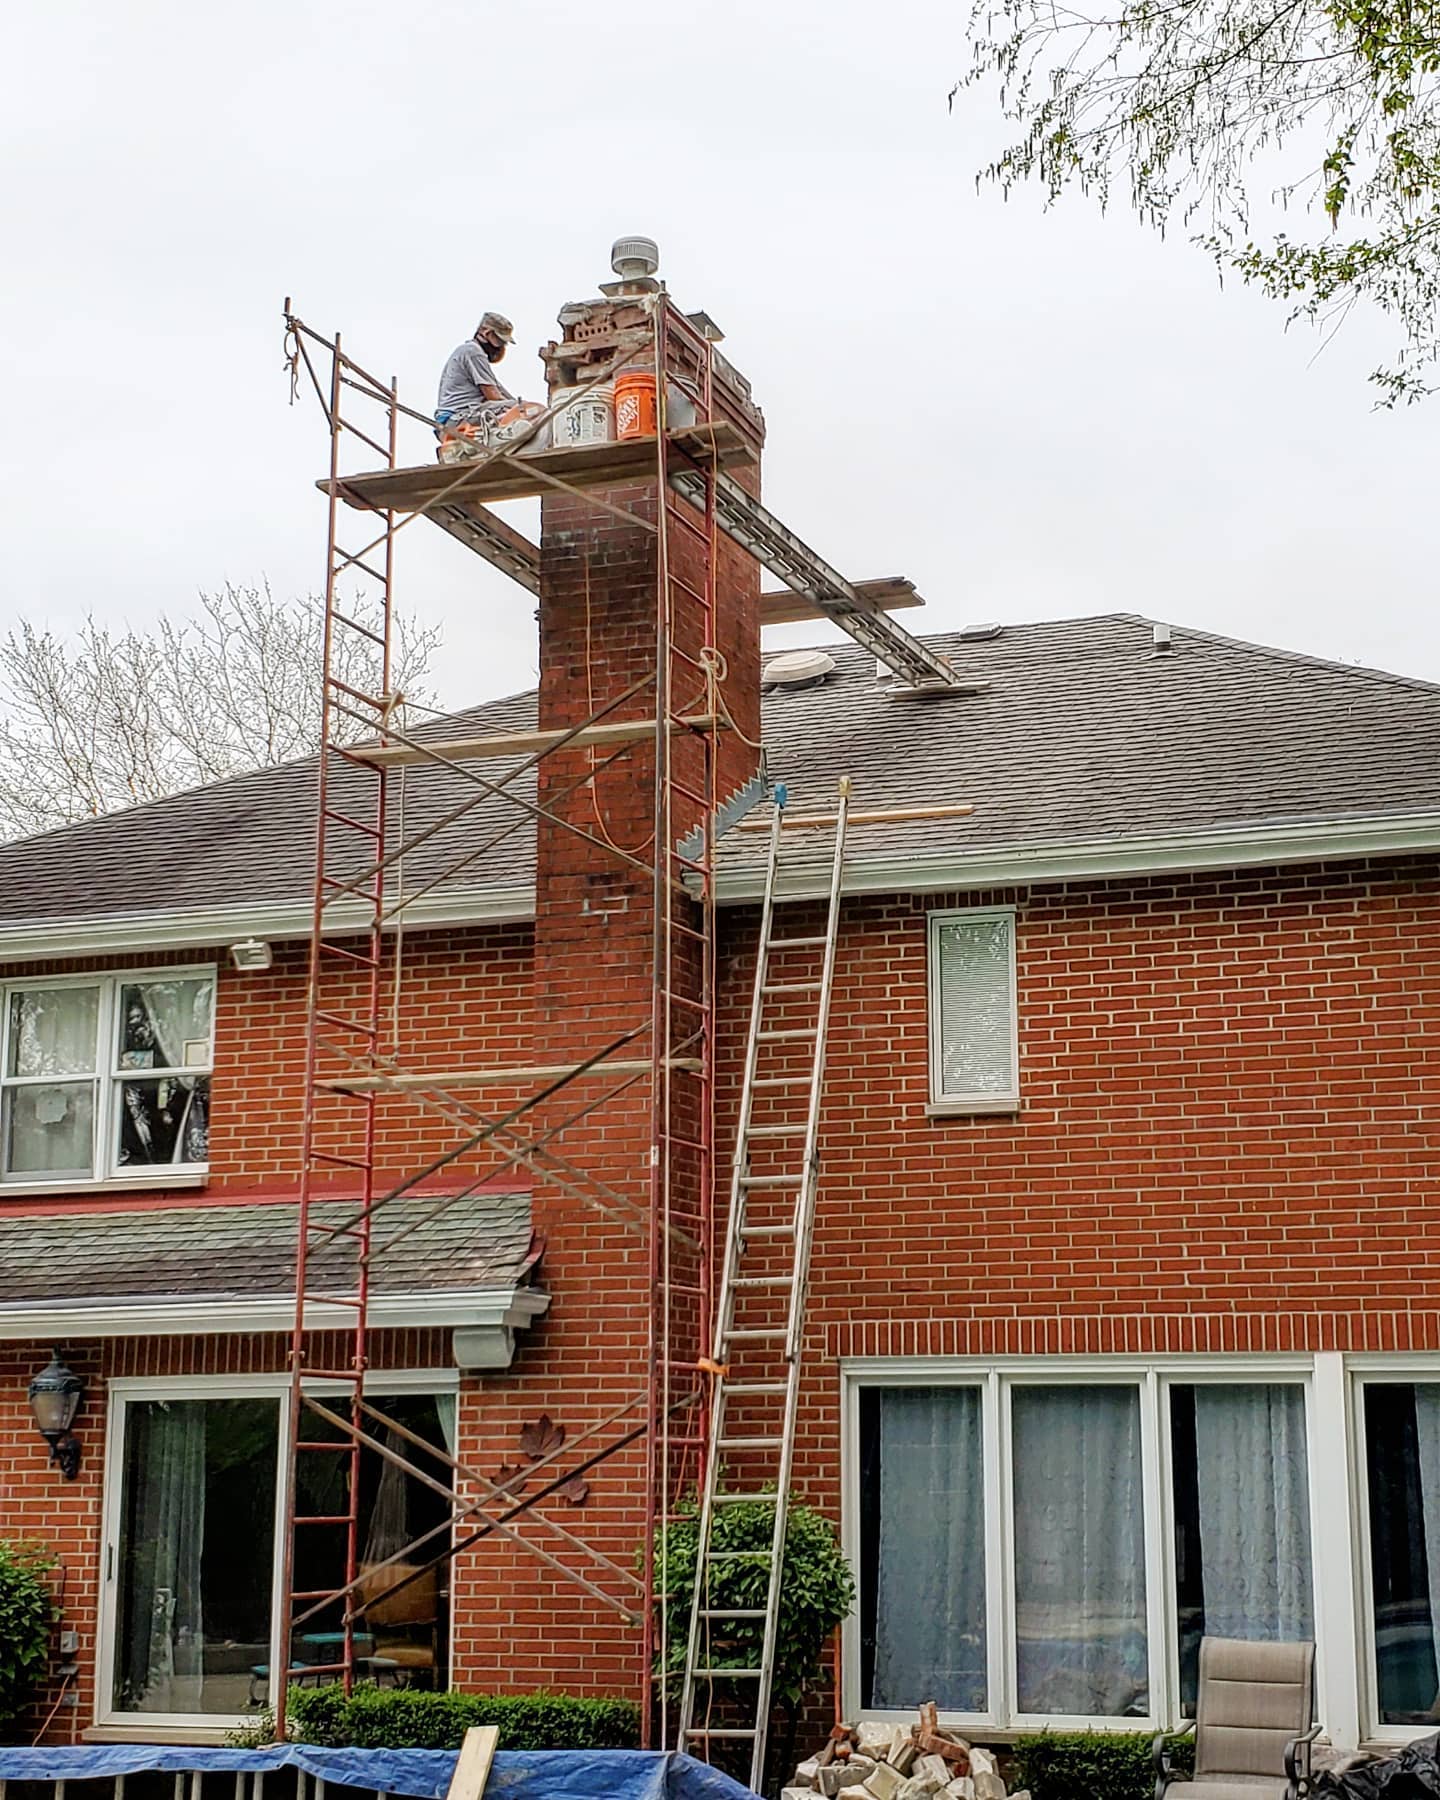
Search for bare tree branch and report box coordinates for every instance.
[0,583,441,839]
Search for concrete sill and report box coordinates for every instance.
[84,1724,236,1746]
[924,1098,1022,1119]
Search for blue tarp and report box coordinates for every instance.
[0,1746,760,1800]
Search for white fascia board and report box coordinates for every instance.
[713,810,1440,904]
[0,885,534,964]
[8,812,1440,959]
[0,1284,551,1341]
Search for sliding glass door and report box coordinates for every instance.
[103,1379,456,1726]
[112,1396,280,1715]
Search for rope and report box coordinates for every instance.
[699,644,764,751]
[584,551,657,857]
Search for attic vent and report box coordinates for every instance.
[762,648,836,692]
[959,622,1004,642]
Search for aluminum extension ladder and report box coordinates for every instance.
[678,777,851,1792]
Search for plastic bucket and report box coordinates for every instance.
[550,383,613,448]
[614,369,658,440]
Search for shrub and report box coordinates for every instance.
[652,1496,855,1709]
[1012,1729,1193,1800]
[0,1542,56,1728]
[235,1684,640,1751]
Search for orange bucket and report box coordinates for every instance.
[613,369,658,439]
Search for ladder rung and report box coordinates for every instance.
[738,1222,797,1236]
[751,1075,811,1088]
[747,1122,805,1137]
[732,1275,792,1288]
[721,1382,789,1396]
[737,1175,798,1188]
[767,936,827,949]
[716,1438,784,1451]
[694,1667,763,1678]
[721,1328,789,1342]
[699,1607,768,1618]
[757,1028,816,1041]
[705,1548,775,1559]
[761,981,822,995]
[683,1728,760,1739]
[711,1493,779,1505]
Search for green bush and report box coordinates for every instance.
[242,1684,640,1751]
[0,1542,56,1728]
[653,1497,855,1708]
[1012,1730,1192,1800]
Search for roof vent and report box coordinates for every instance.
[763,648,837,692]
[1152,622,1173,655]
[610,235,660,280]
[958,622,1004,642]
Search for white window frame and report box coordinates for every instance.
[926,907,1020,1113]
[842,1356,1322,1737]
[97,1369,458,1734]
[0,963,215,1190]
[1350,1357,1440,1746]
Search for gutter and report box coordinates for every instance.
[4,812,1439,960]
[714,810,1440,903]
[0,883,534,964]
[0,1284,552,1368]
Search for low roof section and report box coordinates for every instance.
[0,1192,548,1370]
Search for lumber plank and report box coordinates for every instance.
[351,712,723,770]
[321,1056,703,1093]
[737,802,976,831]
[758,577,925,626]
[445,1727,499,1800]
[327,422,753,512]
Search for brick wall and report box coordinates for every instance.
[4,857,1440,1735]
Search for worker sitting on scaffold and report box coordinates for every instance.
[434,310,541,461]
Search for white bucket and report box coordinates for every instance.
[549,382,613,448]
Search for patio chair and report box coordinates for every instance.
[356,1562,441,1687]
[1154,1636,1321,1800]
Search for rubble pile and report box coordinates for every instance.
[783,1705,1027,1800]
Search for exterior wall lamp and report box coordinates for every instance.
[28,1351,83,1479]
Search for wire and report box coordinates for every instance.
[31,1671,73,1744]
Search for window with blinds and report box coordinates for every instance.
[927,908,1018,1106]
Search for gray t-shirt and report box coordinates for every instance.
[437,340,516,419]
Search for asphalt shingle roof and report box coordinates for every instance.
[0,613,1436,928]
[0,1192,536,1308]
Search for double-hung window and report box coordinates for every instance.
[0,968,214,1183]
[852,1366,1316,1730]
[927,908,1018,1110]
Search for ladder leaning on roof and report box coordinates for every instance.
[678,778,851,1793]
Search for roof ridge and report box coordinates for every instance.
[1142,617,1440,700]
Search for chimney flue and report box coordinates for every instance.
[610,235,660,282]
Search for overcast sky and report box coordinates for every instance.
[3,0,1434,714]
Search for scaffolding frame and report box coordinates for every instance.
[276,296,731,1743]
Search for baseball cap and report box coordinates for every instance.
[477,311,515,344]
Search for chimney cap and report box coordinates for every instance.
[611,235,660,280]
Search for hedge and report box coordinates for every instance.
[1012,1729,1193,1800]
[0,1542,56,1729]
[271,1684,640,1751]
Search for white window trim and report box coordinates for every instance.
[926,907,1019,1112]
[97,1369,458,1734]
[1349,1364,1440,1747]
[842,1355,1329,1739]
[0,963,215,1189]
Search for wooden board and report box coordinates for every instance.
[758,577,925,626]
[327,421,754,513]
[352,712,723,770]
[322,1056,701,1094]
[445,1727,499,1800]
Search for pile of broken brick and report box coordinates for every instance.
[783,1705,1028,1800]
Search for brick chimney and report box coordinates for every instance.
[452,252,767,1702]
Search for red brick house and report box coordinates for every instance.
[1,529,1439,1748]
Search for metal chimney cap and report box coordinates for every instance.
[611,236,660,280]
